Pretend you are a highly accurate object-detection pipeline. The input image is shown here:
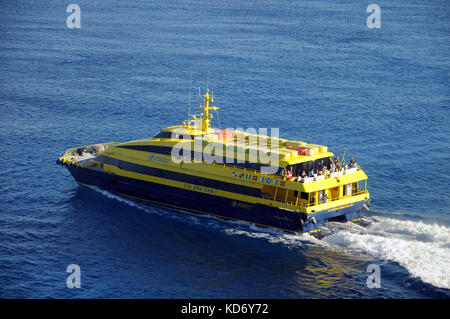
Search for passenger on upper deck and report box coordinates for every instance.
[349,157,357,168]
[296,170,306,183]
[330,162,336,173]
[284,156,359,185]
[342,161,349,170]
[287,167,293,180]
[333,155,340,168]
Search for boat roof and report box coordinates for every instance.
[117,89,334,167]
[123,125,333,166]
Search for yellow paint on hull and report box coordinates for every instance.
[58,89,370,235]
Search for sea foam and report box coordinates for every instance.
[323,217,450,289]
[89,186,450,289]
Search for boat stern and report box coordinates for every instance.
[301,196,371,233]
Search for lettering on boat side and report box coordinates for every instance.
[231,200,252,210]
[183,183,217,195]
[328,204,353,212]
[149,154,170,163]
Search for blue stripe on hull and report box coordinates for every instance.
[65,165,369,234]
[67,165,304,232]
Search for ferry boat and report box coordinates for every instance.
[57,90,370,234]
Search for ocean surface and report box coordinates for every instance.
[1,0,449,298]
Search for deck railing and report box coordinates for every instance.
[58,142,118,165]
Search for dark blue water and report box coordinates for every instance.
[1,0,449,298]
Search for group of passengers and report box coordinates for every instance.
[280,156,358,182]
[333,155,358,170]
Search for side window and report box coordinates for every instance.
[343,184,352,196]
[310,192,315,204]
[153,131,172,139]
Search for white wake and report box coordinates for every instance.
[322,217,450,289]
[86,186,450,289]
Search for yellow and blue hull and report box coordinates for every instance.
[61,162,369,234]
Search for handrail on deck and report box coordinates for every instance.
[58,142,117,165]
[270,189,369,210]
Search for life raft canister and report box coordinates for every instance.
[215,129,234,140]
[286,145,309,155]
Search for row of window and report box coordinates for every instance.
[288,158,332,176]
[118,144,273,172]
[153,130,200,140]
[96,154,262,198]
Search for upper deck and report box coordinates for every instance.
[57,89,369,217]
[116,88,340,177]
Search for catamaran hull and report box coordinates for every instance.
[65,164,369,233]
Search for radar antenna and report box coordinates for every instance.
[199,89,219,132]
[187,74,192,124]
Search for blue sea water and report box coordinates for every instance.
[0,0,449,298]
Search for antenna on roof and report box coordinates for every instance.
[216,106,221,129]
[187,74,192,124]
